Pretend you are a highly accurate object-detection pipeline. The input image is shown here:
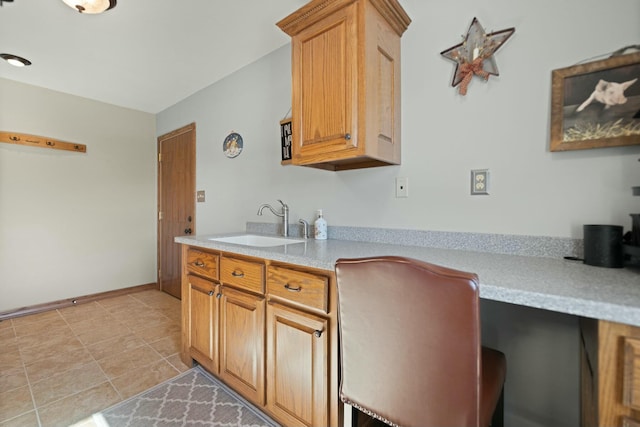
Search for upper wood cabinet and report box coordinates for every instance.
[277,0,411,171]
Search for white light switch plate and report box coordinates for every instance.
[396,177,408,198]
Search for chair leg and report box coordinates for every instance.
[491,387,505,427]
[352,406,359,427]
[344,403,359,427]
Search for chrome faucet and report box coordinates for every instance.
[257,199,289,237]
[299,219,309,239]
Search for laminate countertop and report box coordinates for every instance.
[176,233,640,327]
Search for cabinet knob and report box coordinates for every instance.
[231,270,245,278]
[216,293,222,299]
[194,260,205,268]
[345,133,351,140]
[208,290,214,296]
[314,330,323,338]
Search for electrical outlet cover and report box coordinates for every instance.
[471,170,489,195]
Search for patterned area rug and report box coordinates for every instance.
[97,366,279,427]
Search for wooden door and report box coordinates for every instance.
[219,286,265,405]
[158,123,195,299]
[266,302,329,427]
[291,2,357,163]
[187,274,219,374]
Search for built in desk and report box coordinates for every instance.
[177,232,640,427]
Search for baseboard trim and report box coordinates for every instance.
[0,283,159,321]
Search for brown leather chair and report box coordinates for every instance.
[335,256,506,427]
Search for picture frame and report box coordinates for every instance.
[550,52,640,151]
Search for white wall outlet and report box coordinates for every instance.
[196,190,206,202]
[471,170,489,195]
[396,177,409,198]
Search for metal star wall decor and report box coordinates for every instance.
[441,17,515,95]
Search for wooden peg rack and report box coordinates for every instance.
[0,131,86,153]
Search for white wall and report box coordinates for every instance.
[157,0,640,239]
[0,78,157,312]
[155,2,640,427]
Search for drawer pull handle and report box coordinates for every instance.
[194,260,205,268]
[284,283,302,292]
[208,290,214,296]
[314,330,323,338]
[231,270,244,278]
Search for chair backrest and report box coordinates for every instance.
[335,256,482,427]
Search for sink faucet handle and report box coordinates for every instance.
[277,199,288,209]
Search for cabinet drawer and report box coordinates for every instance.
[267,266,328,313]
[220,257,265,294]
[186,249,219,280]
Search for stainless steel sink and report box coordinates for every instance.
[208,234,305,247]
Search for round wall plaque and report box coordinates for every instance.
[223,132,243,158]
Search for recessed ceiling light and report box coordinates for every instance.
[61,0,116,14]
[0,53,32,67]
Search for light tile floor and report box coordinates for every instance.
[0,289,189,427]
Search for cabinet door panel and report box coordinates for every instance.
[267,303,328,427]
[220,286,265,405]
[623,417,640,427]
[293,3,357,160]
[624,337,640,410]
[366,1,402,161]
[187,274,219,374]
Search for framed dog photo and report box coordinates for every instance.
[550,52,640,151]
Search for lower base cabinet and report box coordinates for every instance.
[181,245,339,427]
[581,318,640,426]
[266,302,329,427]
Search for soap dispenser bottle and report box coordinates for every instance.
[314,209,327,240]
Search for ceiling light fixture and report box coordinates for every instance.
[61,0,116,14]
[0,53,31,67]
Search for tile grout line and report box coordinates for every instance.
[124,293,185,381]
[33,308,102,425]
[34,298,157,422]
[67,302,130,404]
[20,315,44,427]
[0,318,44,426]
[91,294,182,400]
[29,302,127,423]
[7,290,184,426]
